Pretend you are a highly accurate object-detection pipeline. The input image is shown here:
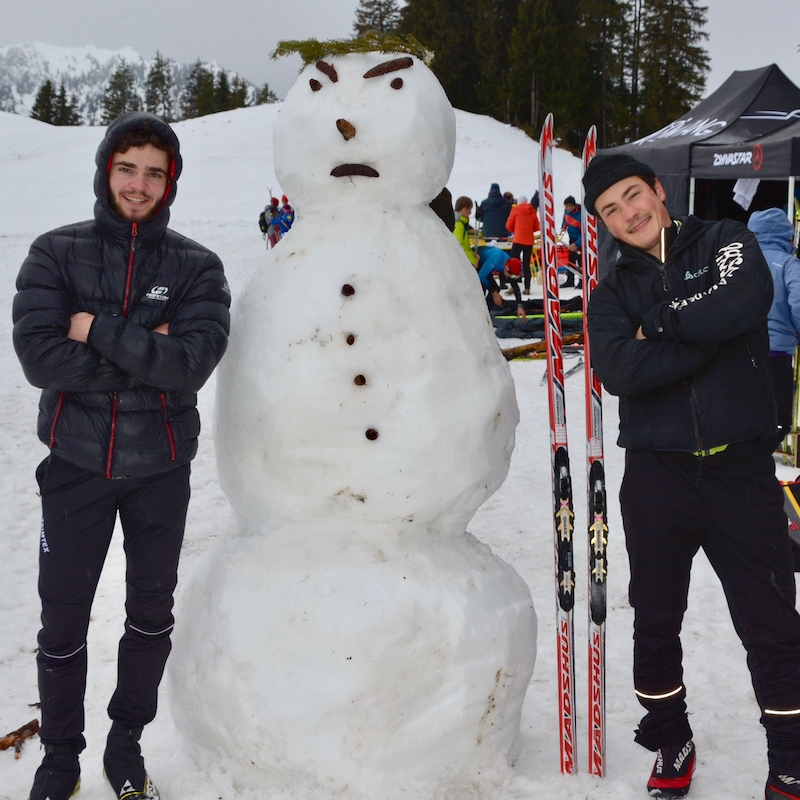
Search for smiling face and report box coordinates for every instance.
[273,53,456,213]
[108,144,170,222]
[595,176,672,256]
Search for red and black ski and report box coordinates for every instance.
[540,113,577,775]
[581,125,608,777]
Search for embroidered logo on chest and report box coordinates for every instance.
[684,266,709,280]
[145,285,170,302]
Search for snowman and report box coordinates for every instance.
[169,50,537,798]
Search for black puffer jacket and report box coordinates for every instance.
[587,216,777,451]
[13,112,231,478]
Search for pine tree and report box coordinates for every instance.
[180,61,216,119]
[399,0,481,113]
[473,0,520,122]
[101,59,141,124]
[637,0,709,135]
[30,79,55,123]
[255,82,279,104]
[353,0,403,36]
[52,83,82,125]
[145,51,174,121]
[230,76,250,109]
[570,0,633,148]
[215,71,231,111]
[506,0,573,136]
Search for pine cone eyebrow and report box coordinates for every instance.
[315,60,338,82]
[363,57,414,79]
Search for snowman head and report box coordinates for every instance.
[274,52,456,213]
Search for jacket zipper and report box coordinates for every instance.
[106,222,138,478]
[662,258,705,449]
[49,391,65,448]
[746,343,771,396]
[689,382,703,451]
[160,393,177,461]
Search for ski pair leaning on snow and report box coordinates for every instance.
[539,116,609,779]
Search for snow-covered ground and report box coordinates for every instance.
[0,103,795,799]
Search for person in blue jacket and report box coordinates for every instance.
[749,208,800,451]
[476,246,525,318]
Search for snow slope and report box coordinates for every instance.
[0,104,792,799]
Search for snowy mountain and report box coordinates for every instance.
[0,101,788,799]
[0,42,260,125]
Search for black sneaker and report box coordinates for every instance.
[29,744,81,800]
[647,739,696,798]
[102,722,160,800]
[766,772,800,798]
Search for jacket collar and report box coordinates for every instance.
[614,216,707,270]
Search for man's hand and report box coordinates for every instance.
[153,322,169,335]
[68,312,95,343]
[635,326,646,340]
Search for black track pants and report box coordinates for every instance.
[509,243,534,291]
[620,441,800,774]
[35,455,190,751]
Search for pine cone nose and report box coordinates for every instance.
[336,119,356,141]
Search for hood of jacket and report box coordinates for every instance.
[747,208,795,255]
[513,202,535,218]
[93,111,183,245]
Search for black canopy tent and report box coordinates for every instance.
[599,64,800,220]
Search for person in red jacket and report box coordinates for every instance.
[505,195,540,295]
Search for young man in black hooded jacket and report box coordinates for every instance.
[13,112,231,800]
[585,153,800,799]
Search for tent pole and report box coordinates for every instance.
[689,178,696,216]
[789,177,796,224]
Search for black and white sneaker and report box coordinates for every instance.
[766,772,800,799]
[647,739,696,798]
[29,744,81,800]
[102,722,160,800]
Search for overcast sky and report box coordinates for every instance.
[2,0,798,101]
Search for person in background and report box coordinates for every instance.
[748,208,800,452]
[585,152,800,800]
[560,195,583,287]
[275,195,295,236]
[477,183,513,239]
[453,196,478,267]
[13,112,231,800]
[475,247,526,320]
[266,196,282,247]
[505,194,540,296]
[430,187,455,231]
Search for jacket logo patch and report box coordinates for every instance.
[684,266,709,280]
[146,286,170,302]
[716,241,743,280]
[40,518,50,554]
[669,241,745,311]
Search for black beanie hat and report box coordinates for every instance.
[582,153,656,216]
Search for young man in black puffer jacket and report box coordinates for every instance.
[13,111,231,800]
[585,153,800,800]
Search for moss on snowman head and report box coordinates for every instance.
[272,44,455,214]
